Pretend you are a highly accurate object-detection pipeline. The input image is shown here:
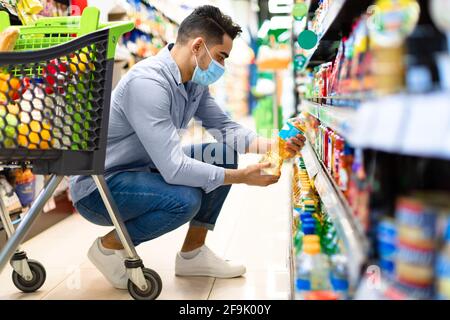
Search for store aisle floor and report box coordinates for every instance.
[0,155,292,300]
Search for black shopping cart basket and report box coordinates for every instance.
[0,7,162,300]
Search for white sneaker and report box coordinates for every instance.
[87,238,128,290]
[175,245,246,278]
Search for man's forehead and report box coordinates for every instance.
[211,35,233,54]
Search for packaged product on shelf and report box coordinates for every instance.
[377,218,397,278]
[436,219,450,300]
[368,0,420,47]
[320,213,340,255]
[260,117,307,176]
[368,0,420,96]
[329,254,349,299]
[337,144,354,198]
[333,135,344,183]
[348,148,370,231]
[394,197,437,299]
[296,236,332,297]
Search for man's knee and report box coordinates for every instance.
[177,187,202,220]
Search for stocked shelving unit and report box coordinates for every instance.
[289,0,450,300]
[349,92,450,160]
[290,0,376,300]
[293,0,373,69]
[299,140,368,288]
[300,100,356,137]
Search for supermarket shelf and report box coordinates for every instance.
[285,161,296,301]
[134,25,168,44]
[348,92,450,160]
[301,100,357,137]
[301,140,368,289]
[298,0,346,69]
[144,0,184,25]
[303,0,373,68]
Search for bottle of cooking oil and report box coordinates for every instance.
[260,117,307,175]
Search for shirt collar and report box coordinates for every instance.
[158,43,183,86]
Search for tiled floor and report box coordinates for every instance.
[0,154,293,300]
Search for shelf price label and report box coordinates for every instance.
[294,54,308,71]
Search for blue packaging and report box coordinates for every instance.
[278,121,304,141]
[302,223,316,235]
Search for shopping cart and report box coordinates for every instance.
[0,7,162,300]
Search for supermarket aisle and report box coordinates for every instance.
[0,153,292,300]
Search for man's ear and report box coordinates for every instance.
[191,37,204,54]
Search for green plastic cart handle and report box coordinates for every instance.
[99,23,134,60]
[0,7,134,59]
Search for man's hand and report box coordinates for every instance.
[282,134,306,159]
[242,163,280,186]
[224,163,280,186]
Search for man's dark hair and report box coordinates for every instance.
[176,5,242,45]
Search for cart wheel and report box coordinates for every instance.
[12,260,46,293]
[127,268,162,300]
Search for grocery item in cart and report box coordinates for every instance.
[13,168,35,207]
[16,0,43,25]
[0,175,21,213]
[0,26,18,52]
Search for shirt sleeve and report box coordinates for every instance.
[122,77,224,193]
[194,88,257,154]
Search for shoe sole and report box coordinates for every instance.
[175,269,246,279]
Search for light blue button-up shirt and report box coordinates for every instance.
[69,44,257,203]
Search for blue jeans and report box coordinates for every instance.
[74,143,238,246]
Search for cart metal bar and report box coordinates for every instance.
[92,175,139,260]
[0,175,63,273]
[0,188,17,238]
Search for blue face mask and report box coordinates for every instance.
[191,42,225,86]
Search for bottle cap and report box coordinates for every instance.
[302,223,316,235]
[303,242,320,254]
[330,277,349,291]
[303,235,320,244]
[300,214,313,222]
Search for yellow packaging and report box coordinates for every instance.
[16,0,38,25]
[21,0,43,14]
